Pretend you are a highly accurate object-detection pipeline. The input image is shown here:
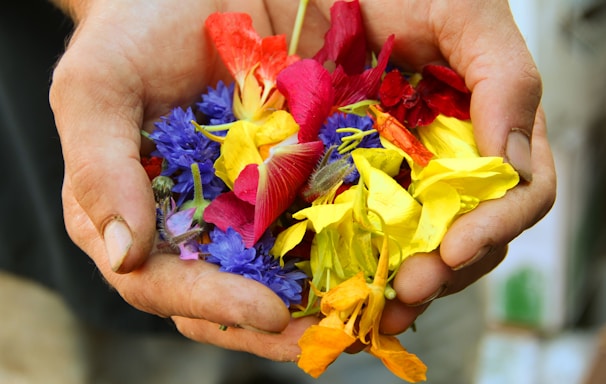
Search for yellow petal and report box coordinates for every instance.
[351,147,404,177]
[416,114,479,159]
[411,157,519,202]
[411,181,460,253]
[233,70,264,121]
[271,220,308,260]
[255,110,299,147]
[298,325,357,379]
[353,151,420,227]
[320,272,369,314]
[292,203,352,234]
[214,120,262,188]
[369,335,427,383]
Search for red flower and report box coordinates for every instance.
[141,156,163,180]
[379,65,471,128]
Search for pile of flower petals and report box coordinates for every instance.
[144,1,519,382]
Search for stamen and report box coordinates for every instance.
[336,127,378,154]
[191,120,228,143]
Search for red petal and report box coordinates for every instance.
[141,156,163,180]
[233,164,258,205]
[405,97,439,128]
[418,65,471,121]
[332,34,395,106]
[251,140,324,247]
[203,192,256,246]
[205,13,261,86]
[423,65,468,93]
[379,69,416,108]
[312,0,367,75]
[277,59,334,143]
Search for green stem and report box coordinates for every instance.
[289,0,309,55]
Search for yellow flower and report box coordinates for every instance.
[273,149,422,309]
[298,237,427,382]
[408,115,520,251]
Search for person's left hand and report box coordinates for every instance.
[379,108,555,334]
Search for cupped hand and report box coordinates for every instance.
[49,0,322,361]
[50,0,556,359]
[300,0,555,334]
[380,108,555,335]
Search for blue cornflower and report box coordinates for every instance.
[149,106,226,205]
[196,81,236,125]
[201,227,307,307]
[318,112,382,184]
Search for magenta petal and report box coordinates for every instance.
[332,34,395,106]
[312,0,367,75]
[234,163,259,205]
[277,59,334,143]
[203,192,256,246]
[251,141,324,247]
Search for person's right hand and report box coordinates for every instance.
[49,0,327,361]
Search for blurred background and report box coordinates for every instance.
[1,0,606,383]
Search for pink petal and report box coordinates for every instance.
[179,242,201,261]
[312,0,367,75]
[166,208,196,237]
[233,163,259,205]
[332,35,395,106]
[203,192,256,246]
[277,59,334,143]
[251,140,324,247]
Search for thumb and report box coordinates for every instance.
[50,48,155,273]
[441,0,542,182]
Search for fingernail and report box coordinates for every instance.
[453,245,492,271]
[409,284,447,307]
[103,218,132,272]
[506,129,533,182]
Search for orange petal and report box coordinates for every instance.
[205,13,261,87]
[369,335,427,383]
[258,35,298,88]
[320,272,369,314]
[371,105,434,166]
[298,325,357,378]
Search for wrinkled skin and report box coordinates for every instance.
[49,0,555,361]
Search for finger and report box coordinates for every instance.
[62,178,292,333]
[380,299,429,336]
[443,245,508,296]
[392,251,454,305]
[50,40,155,273]
[173,316,318,361]
[382,246,507,335]
[380,251,452,334]
[440,109,555,269]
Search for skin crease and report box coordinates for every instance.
[49,0,556,361]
